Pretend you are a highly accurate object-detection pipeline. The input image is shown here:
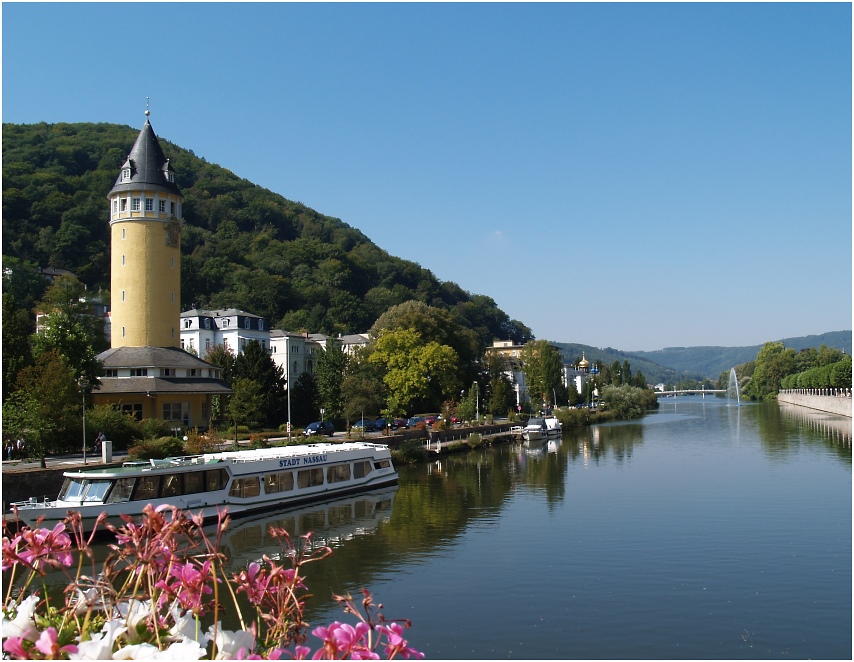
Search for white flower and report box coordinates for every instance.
[70,619,127,660]
[152,639,207,660]
[1,593,40,641]
[116,600,152,643]
[74,587,107,616]
[206,626,255,660]
[111,643,159,659]
[165,601,210,647]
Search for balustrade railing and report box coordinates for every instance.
[779,388,852,398]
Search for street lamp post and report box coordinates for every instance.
[78,378,89,465]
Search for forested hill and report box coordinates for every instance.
[557,330,852,383]
[630,331,852,378]
[2,121,531,349]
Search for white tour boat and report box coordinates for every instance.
[9,442,398,532]
[522,416,562,443]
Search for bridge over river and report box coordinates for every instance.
[656,389,725,397]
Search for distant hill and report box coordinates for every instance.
[555,331,851,383]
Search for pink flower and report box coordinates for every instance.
[155,559,216,614]
[233,562,269,605]
[311,622,377,659]
[377,623,424,660]
[34,626,78,658]
[16,523,73,572]
[2,534,23,570]
[3,636,30,659]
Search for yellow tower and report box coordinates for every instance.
[107,111,183,348]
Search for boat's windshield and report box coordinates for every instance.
[58,479,114,503]
[58,478,83,501]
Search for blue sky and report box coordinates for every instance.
[3,3,851,351]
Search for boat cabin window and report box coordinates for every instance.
[183,471,205,495]
[229,476,261,499]
[297,467,324,489]
[373,460,391,470]
[264,471,294,494]
[206,468,229,492]
[134,475,161,501]
[106,478,136,503]
[161,475,181,498]
[353,460,373,479]
[59,478,84,501]
[326,463,351,484]
[81,481,113,503]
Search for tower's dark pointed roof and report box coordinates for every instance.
[109,116,182,197]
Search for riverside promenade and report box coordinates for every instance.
[778,388,852,417]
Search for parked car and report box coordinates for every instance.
[352,419,377,432]
[303,421,335,437]
[375,418,394,431]
[394,418,409,429]
[408,416,426,428]
[424,415,439,427]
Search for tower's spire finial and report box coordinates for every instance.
[145,97,150,117]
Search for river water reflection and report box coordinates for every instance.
[27,397,852,659]
[286,397,851,659]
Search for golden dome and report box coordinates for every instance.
[578,353,590,369]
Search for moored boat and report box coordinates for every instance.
[9,442,398,532]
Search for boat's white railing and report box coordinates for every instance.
[214,442,389,465]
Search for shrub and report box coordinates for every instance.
[127,435,186,460]
[467,432,485,448]
[391,439,427,464]
[137,418,172,440]
[84,404,141,450]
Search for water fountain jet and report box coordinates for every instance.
[727,368,741,406]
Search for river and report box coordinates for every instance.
[14,397,852,659]
[288,397,851,659]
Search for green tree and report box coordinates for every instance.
[290,372,319,427]
[205,344,236,385]
[369,328,460,415]
[316,337,347,422]
[233,340,286,426]
[2,290,33,401]
[225,377,264,444]
[341,353,386,424]
[2,350,80,467]
[601,384,658,419]
[521,340,563,410]
[744,341,797,400]
[31,311,103,386]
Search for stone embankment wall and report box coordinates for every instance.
[777,389,852,418]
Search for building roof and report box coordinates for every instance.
[98,346,215,369]
[95,377,232,396]
[109,117,182,197]
[181,308,263,319]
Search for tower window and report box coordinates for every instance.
[204,319,211,330]
[132,198,141,211]
[145,198,154,212]
[244,318,251,329]
[259,320,264,331]
[166,171,175,183]
[121,291,125,301]
[113,200,119,214]
[121,199,128,212]
[122,255,125,266]
[171,257,175,268]
[183,319,192,329]
[171,292,175,303]
[122,168,131,181]
[159,200,166,213]
[122,228,126,239]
